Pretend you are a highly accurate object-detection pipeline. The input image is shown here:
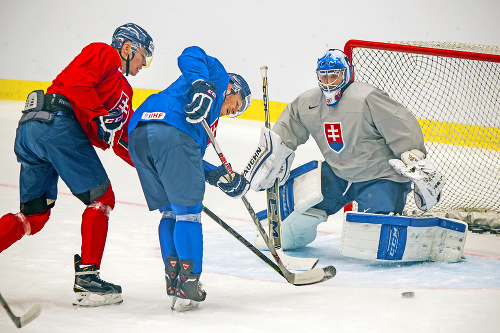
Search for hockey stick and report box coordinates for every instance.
[201,119,335,285]
[260,66,319,271]
[0,292,41,328]
[202,205,283,277]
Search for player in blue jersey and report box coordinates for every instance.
[128,46,252,311]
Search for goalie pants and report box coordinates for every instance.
[0,113,113,268]
[129,122,204,274]
[314,161,411,215]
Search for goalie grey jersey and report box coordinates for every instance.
[272,82,426,183]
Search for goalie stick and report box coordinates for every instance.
[201,119,336,285]
[0,292,41,328]
[260,65,319,271]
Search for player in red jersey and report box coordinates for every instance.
[0,23,154,307]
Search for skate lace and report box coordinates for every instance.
[76,269,111,285]
[93,272,116,286]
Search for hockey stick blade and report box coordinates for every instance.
[0,293,42,328]
[17,303,41,328]
[203,206,336,285]
[277,248,318,271]
[253,199,336,285]
[286,265,336,286]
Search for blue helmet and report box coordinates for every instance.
[228,73,252,117]
[316,49,354,106]
[111,23,154,67]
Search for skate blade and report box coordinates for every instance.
[171,298,200,312]
[170,296,177,311]
[73,292,123,307]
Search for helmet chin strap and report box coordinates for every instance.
[126,55,130,76]
[119,47,135,76]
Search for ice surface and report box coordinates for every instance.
[1,101,499,333]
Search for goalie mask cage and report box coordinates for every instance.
[344,40,500,218]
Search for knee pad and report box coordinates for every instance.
[20,194,55,215]
[20,210,51,235]
[74,178,112,206]
[171,203,202,222]
[85,185,115,217]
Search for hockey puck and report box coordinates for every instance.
[402,291,414,298]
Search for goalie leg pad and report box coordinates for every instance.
[254,161,328,250]
[339,212,467,262]
[255,208,327,250]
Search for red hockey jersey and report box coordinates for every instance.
[47,42,133,166]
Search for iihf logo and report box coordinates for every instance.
[324,122,344,153]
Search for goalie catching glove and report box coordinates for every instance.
[389,149,445,211]
[205,164,250,199]
[242,127,295,191]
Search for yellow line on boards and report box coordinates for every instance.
[0,78,287,122]
[1,78,497,150]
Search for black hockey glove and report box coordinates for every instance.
[205,165,250,199]
[183,80,217,123]
[94,109,125,146]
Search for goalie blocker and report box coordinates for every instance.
[243,127,295,192]
[340,212,467,262]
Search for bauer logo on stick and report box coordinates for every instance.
[324,122,344,153]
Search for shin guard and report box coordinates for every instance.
[81,186,115,268]
[174,218,203,274]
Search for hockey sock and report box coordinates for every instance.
[80,186,115,268]
[158,217,177,262]
[0,211,50,252]
[174,220,203,274]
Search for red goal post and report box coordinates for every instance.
[342,40,500,220]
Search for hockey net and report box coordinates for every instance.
[344,40,500,227]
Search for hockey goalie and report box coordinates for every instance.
[247,48,465,263]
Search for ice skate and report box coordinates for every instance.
[72,254,123,307]
[171,259,206,312]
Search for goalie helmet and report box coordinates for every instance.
[111,23,155,68]
[316,49,354,106]
[228,73,252,117]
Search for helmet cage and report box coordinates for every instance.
[227,73,252,117]
[316,68,346,92]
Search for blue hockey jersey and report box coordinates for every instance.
[128,46,229,156]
